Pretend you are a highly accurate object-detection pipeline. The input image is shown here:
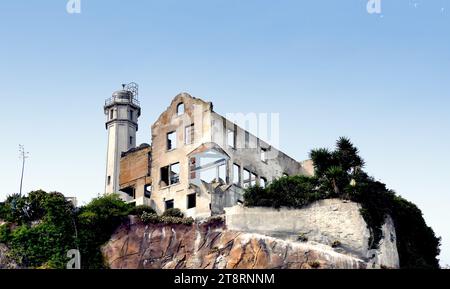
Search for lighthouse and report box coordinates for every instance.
[104,83,141,197]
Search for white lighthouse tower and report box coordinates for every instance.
[104,83,141,197]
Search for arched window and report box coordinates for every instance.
[177,103,185,116]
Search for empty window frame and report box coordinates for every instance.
[260,177,267,188]
[144,185,152,198]
[129,110,134,121]
[185,124,195,145]
[233,163,241,185]
[170,163,180,185]
[122,186,136,199]
[190,150,228,184]
[177,103,185,116]
[129,136,133,146]
[187,193,196,209]
[167,131,177,150]
[243,169,251,188]
[160,162,180,187]
[165,199,174,210]
[198,162,226,184]
[261,148,268,162]
[251,172,257,187]
[200,167,217,183]
[110,110,114,120]
[227,129,236,149]
[218,164,226,182]
[245,132,250,149]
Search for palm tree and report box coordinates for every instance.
[309,148,334,177]
[325,166,346,195]
[334,137,365,173]
[309,137,365,197]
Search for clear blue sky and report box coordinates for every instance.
[0,0,449,265]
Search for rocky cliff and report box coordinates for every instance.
[102,199,400,269]
[102,216,369,269]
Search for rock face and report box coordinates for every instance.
[102,217,367,269]
[225,199,400,268]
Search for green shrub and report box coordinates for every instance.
[244,176,321,209]
[204,216,225,225]
[8,222,74,268]
[130,205,156,216]
[0,224,10,243]
[140,212,160,224]
[0,192,134,269]
[162,208,184,218]
[297,233,308,242]
[0,194,28,224]
[181,217,195,226]
[140,211,194,226]
[77,194,131,269]
[0,202,6,220]
[161,216,194,225]
[243,186,270,207]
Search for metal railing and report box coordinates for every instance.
[105,96,140,107]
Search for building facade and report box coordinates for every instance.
[113,92,313,218]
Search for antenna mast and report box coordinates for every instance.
[18,144,29,196]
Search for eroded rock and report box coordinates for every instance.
[102,218,367,269]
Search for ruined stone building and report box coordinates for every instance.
[105,85,313,218]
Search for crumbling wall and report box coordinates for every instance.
[210,112,304,185]
[150,93,214,216]
[119,144,152,205]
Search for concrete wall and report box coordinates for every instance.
[224,199,400,268]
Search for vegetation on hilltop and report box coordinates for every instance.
[0,193,195,269]
[244,137,441,269]
[0,193,131,269]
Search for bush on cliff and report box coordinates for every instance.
[244,137,441,269]
[162,208,184,218]
[244,176,322,209]
[140,211,194,226]
[0,191,77,268]
[76,194,133,269]
[129,205,156,216]
[0,192,132,269]
[0,192,199,268]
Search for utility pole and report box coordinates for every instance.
[18,144,29,196]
